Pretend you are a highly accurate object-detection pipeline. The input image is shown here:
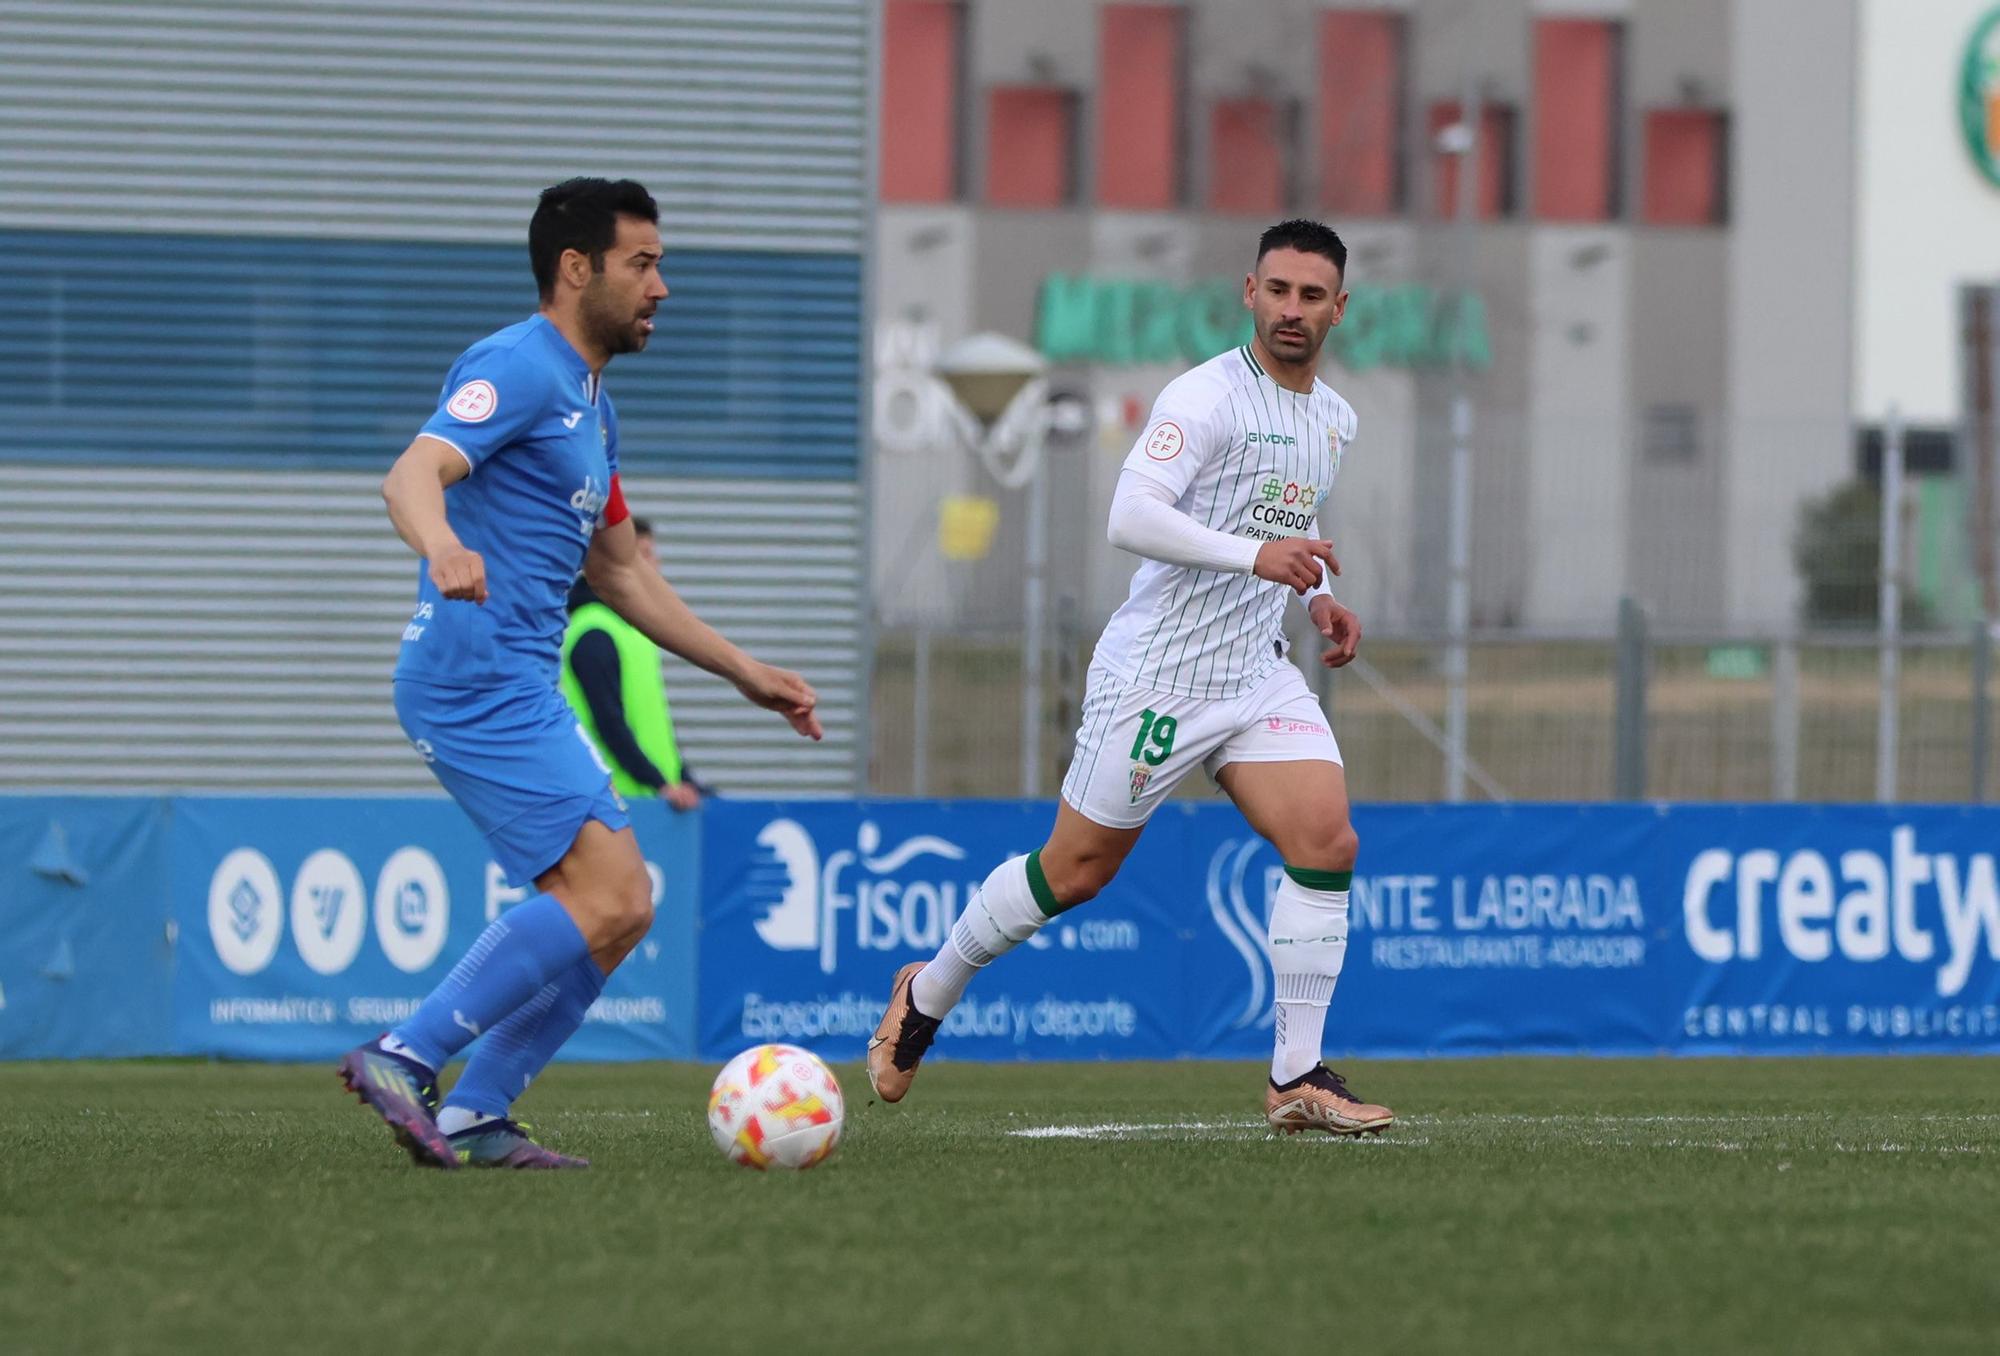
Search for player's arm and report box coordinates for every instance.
[1112,387,1338,592]
[584,514,822,741]
[381,436,486,603]
[1299,513,1360,668]
[567,630,669,789]
[1299,407,1360,665]
[1107,471,1339,593]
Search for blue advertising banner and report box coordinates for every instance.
[697,801,2000,1062]
[169,798,699,1061]
[5,796,1997,1061]
[0,797,174,1059]
[698,800,1178,1062]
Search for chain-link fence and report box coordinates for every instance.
[868,619,1999,804]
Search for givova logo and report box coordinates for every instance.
[206,846,452,977]
[750,818,987,974]
[1206,838,1284,1031]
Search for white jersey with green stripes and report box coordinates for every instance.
[1095,344,1357,700]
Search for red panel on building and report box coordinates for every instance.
[1532,18,1619,221]
[1429,101,1514,220]
[986,86,1074,207]
[1097,4,1183,208]
[1208,98,1284,214]
[1318,10,1402,217]
[1642,109,1725,225]
[881,1,961,202]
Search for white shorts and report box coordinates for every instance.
[1060,661,1343,829]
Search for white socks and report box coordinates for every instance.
[435,1106,499,1136]
[1268,867,1351,1083]
[911,852,1056,1018]
[905,850,1349,1084]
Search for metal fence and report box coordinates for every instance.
[868,616,1999,804]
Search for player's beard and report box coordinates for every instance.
[583,284,650,356]
[1259,313,1324,366]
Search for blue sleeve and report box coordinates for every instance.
[602,395,621,478]
[419,345,549,471]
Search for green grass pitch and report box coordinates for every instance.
[2,1056,1996,1354]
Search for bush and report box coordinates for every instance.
[1791,478,1934,627]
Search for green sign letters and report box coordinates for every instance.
[1035,273,1492,372]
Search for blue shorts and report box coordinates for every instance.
[394,679,631,887]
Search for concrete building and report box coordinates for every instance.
[871,0,2000,637]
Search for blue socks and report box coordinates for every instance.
[442,955,608,1120]
[387,893,590,1071]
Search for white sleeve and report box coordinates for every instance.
[1299,556,1336,608]
[1107,471,1261,574]
[1119,376,1226,500]
[1299,508,1336,606]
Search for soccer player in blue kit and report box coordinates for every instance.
[339,178,822,1170]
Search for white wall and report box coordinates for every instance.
[1525,227,1633,627]
[1722,0,1860,628]
[1853,0,2000,423]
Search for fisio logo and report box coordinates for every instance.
[751,818,996,974]
[1682,828,2000,997]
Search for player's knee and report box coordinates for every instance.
[1331,821,1359,870]
[1290,818,1358,873]
[611,866,655,941]
[1041,851,1119,908]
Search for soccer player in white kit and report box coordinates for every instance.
[869,220,1393,1135]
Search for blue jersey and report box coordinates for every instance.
[395,315,623,691]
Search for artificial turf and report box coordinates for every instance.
[1,1057,1995,1354]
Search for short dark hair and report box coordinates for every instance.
[1256,218,1348,277]
[529,178,659,301]
[630,514,654,538]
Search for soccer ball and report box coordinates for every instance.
[707,1043,845,1171]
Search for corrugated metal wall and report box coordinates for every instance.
[0,0,867,250]
[0,465,862,793]
[0,233,864,477]
[0,0,873,794]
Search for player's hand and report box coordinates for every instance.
[662,781,702,812]
[736,661,823,740]
[1309,594,1362,668]
[1254,537,1339,594]
[428,544,488,604]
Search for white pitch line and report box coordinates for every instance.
[1006,1113,1997,1150]
[1007,1120,1423,1144]
[1009,1119,1263,1139]
[1396,1112,2000,1128]
[1832,1142,1984,1155]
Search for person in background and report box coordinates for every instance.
[562,515,707,811]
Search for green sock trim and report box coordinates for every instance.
[1285,865,1353,892]
[1025,850,1065,917]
